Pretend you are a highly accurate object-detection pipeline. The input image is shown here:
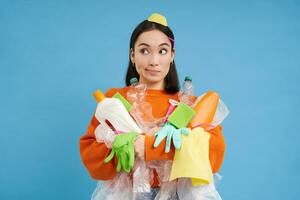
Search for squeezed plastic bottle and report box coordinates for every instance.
[179,76,194,106]
[126,78,153,196]
[127,77,157,133]
[127,77,146,104]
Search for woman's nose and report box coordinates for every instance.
[149,53,159,66]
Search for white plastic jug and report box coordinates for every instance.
[94,90,142,134]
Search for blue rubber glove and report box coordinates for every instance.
[154,122,190,153]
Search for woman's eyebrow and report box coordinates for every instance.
[159,43,170,47]
[138,43,170,47]
[138,43,150,47]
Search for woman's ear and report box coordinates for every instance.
[171,48,175,63]
[130,48,134,64]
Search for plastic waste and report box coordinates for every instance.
[91,173,133,200]
[179,76,194,106]
[126,78,156,197]
[91,85,229,200]
[191,92,230,130]
[132,161,151,195]
[189,91,219,130]
[154,181,178,200]
[177,178,222,200]
[94,123,116,148]
[127,77,146,104]
[127,78,159,133]
[94,90,142,134]
[92,89,143,199]
[211,98,230,127]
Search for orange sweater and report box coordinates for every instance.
[79,87,226,185]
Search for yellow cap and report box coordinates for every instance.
[147,13,168,26]
[93,89,106,103]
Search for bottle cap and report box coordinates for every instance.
[130,77,138,85]
[185,76,192,82]
[93,90,106,103]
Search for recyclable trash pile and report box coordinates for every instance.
[91,76,229,200]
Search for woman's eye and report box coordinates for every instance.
[159,49,168,55]
[140,48,149,55]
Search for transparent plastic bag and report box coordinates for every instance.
[177,178,222,200]
[154,181,177,200]
[192,92,230,130]
[211,99,230,127]
[146,160,177,200]
[133,160,151,193]
[146,159,223,200]
[147,160,173,183]
[91,173,133,200]
[94,123,116,148]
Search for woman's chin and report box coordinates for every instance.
[144,75,164,83]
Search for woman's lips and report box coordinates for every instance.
[145,68,160,75]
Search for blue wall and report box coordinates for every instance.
[1,0,299,199]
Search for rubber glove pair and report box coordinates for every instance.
[104,132,138,173]
[154,122,190,153]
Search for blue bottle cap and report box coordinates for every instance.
[130,77,138,85]
[184,76,192,82]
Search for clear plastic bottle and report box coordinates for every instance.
[179,76,194,106]
[126,77,151,196]
[127,77,147,105]
[127,77,157,132]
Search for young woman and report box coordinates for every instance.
[79,13,226,200]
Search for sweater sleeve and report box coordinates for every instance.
[208,125,226,173]
[145,134,175,161]
[144,125,226,173]
[79,115,118,180]
[79,89,121,180]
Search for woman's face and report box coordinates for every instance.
[130,29,174,89]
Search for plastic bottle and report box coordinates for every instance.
[126,78,152,196]
[127,77,157,133]
[179,76,194,106]
[127,77,147,104]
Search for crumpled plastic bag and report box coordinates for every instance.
[154,181,178,200]
[91,173,133,200]
[133,160,151,193]
[192,93,230,130]
[177,178,222,200]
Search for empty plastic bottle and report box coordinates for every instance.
[179,76,194,106]
[126,78,152,196]
[127,77,147,104]
[127,77,157,133]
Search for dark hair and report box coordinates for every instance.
[125,20,179,94]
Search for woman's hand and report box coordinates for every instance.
[134,135,145,160]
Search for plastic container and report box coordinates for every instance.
[93,90,142,134]
[127,77,147,104]
[127,78,157,133]
[126,78,154,196]
[179,76,194,106]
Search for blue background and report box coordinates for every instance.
[1,0,299,199]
